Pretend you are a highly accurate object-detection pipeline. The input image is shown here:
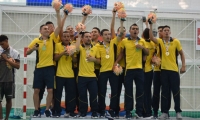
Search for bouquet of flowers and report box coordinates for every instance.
[114,1,124,12]
[117,8,127,21]
[82,5,92,16]
[151,55,161,67]
[148,9,157,24]
[6,58,15,69]
[75,22,86,32]
[66,45,76,56]
[51,0,63,10]
[113,64,123,76]
[63,3,73,15]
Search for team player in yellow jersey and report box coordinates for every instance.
[141,27,156,119]
[53,11,76,117]
[96,19,124,118]
[151,26,172,119]
[53,30,77,118]
[115,23,149,119]
[149,22,186,119]
[26,8,61,118]
[62,14,88,115]
[110,8,127,118]
[91,27,101,78]
[38,20,62,115]
[75,31,100,118]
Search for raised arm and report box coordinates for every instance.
[59,13,68,40]
[117,20,124,41]
[111,8,117,39]
[145,21,149,28]
[149,24,158,44]
[75,33,81,52]
[81,15,88,24]
[54,9,62,37]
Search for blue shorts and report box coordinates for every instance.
[33,66,55,89]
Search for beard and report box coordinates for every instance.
[106,38,111,43]
[84,39,91,45]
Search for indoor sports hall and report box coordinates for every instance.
[0,0,200,119]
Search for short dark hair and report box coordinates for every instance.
[0,35,8,42]
[92,27,100,34]
[158,26,164,30]
[66,25,72,29]
[100,29,109,36]
[40,24,46,30]
[63,31,69,34]
[81,31,90,38]
[142,28,149,39]
[163,25,170,29]
[45,21,54,26]
[129,23,138,30]
[117,26,126,32]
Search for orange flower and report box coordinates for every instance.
[113,64,123,76]
[148,12,157,23]
[82,5,92,15]
[75,22,86,32]
[117,8,127,20]
[64,3,73,14]
[6,58,15,69]
[152,56,161,66]
[51,0,63,10]
[114,2,124,11]
[66,45,76,56]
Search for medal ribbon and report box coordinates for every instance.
[103,42,110,55]
[135,39,139,51]
[85,45,91,57]
[163,40,170,52]
[43,40,46,46]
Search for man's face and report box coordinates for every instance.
[46,24,54,34]
[62,33,70,44]
[40,25,50,37]
[91,29,100,40]
[82,33,92,45]
[129,26,139,38]
[163,27,171,38]
[102,31,111,43]
[0,40,8,50]
[158,28,163,38]
[66,26,75,36]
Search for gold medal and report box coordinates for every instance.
[166,52,169,56]
[105,55,110,59]
[85,58,88,62]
